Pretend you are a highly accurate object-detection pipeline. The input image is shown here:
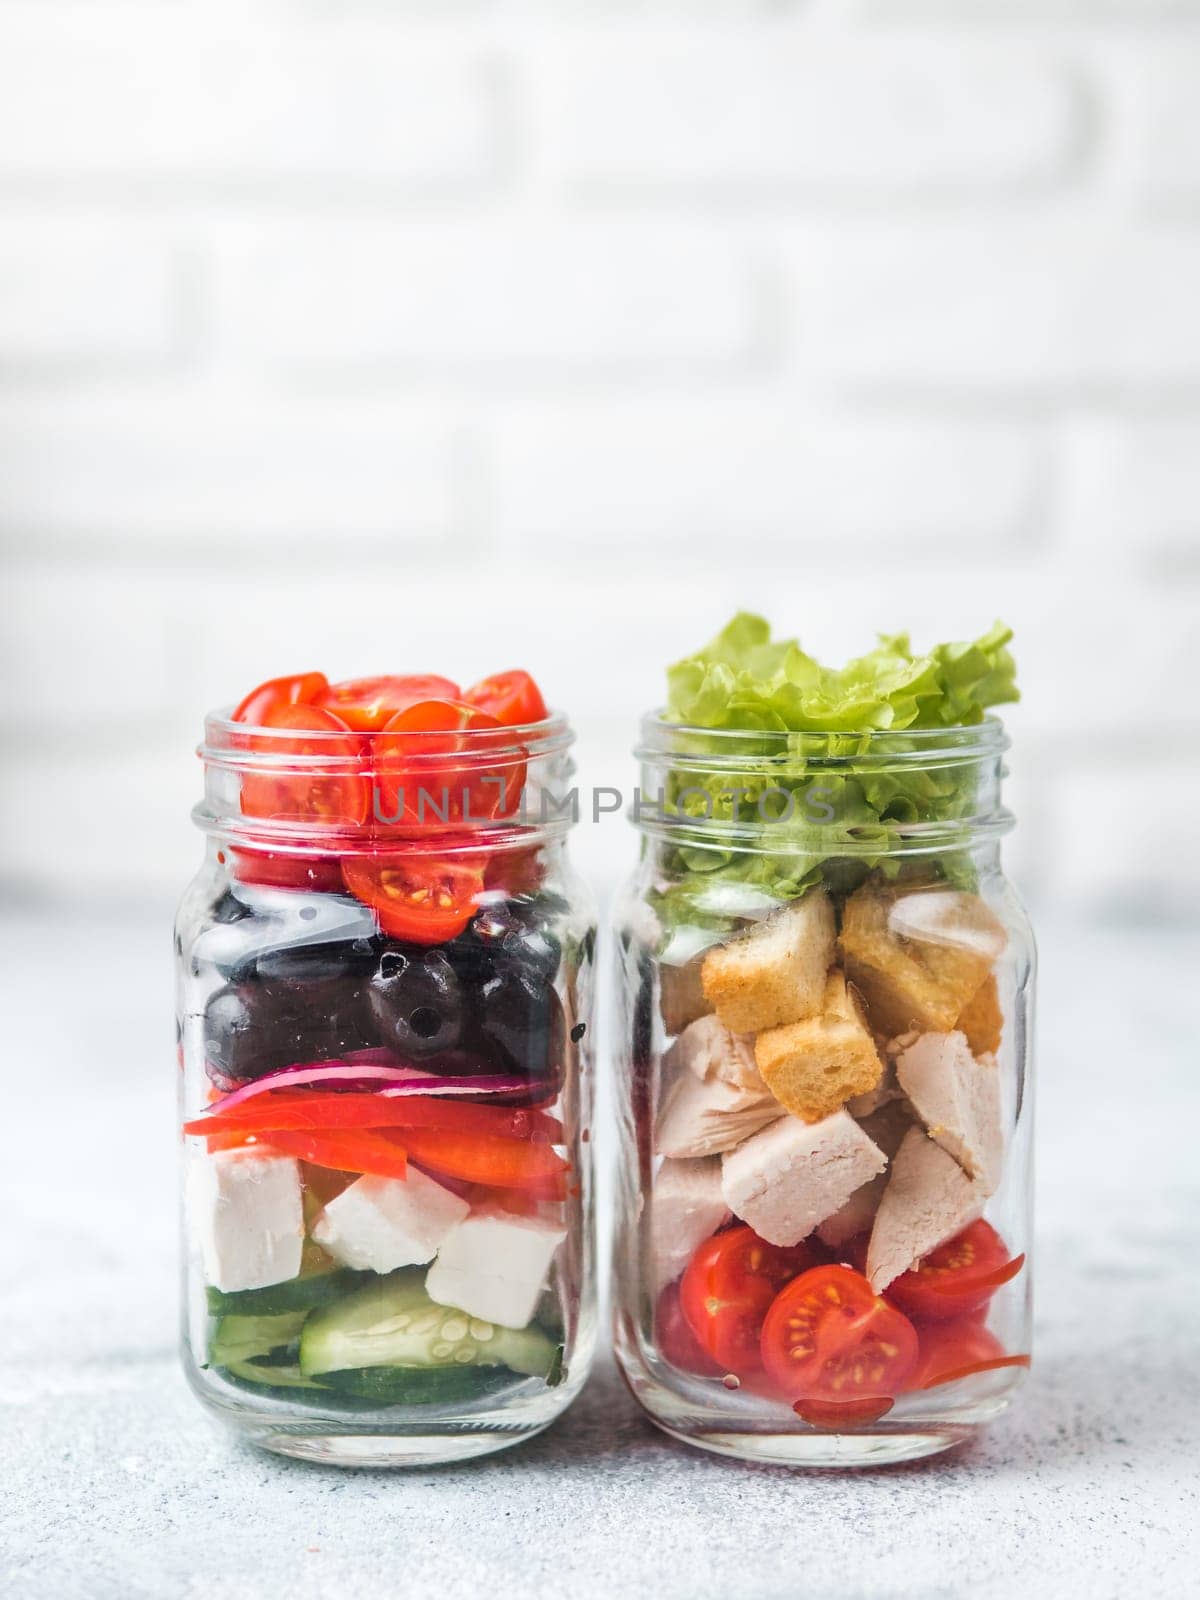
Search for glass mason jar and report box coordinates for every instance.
[612,716,1034,1466]
[176,706,596,1466]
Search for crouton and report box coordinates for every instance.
[650,1157,731,1292]
[665,1014,761,1093]
[700,890,835,1034]
[817,1098,914,1250]
[839,882,1005,1039]
[656,1067,784,1159]
[846,1057,904,1118]
[659,954,712,1036]
[896,1030,1004,1193]
[957,974,1004,1056]
[753,969,883,1124]
[865,1126,986,1291]
[720,1110,887,1248]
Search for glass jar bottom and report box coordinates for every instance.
[616,1325,1025,1470]
[237,1423,552,1468]
[189,1359,592,1469]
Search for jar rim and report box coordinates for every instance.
[193,706,578,852]
[632,711,1012,856]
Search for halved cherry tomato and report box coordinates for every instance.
[316,675,461,733]
[185,1091,562,1144]
[887,1221,1022,1324]
[905,1319,1029,1391]
[759,1264,919,1407]
[259,1128,409,1180]
[228,848,345,894]
[372,699,525,826]
[680,1226,817,1375]
[656,1283,723,1377]
[393,1127,569,1192]
[792,1396,897,1427]
[239,703,369,827]
[463,670,548,727]
[341,852,485,943]
[232,672,329,726]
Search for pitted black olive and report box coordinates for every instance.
[472,963,565,1080]
[367,949,464,1059]
[203,977,373,1084]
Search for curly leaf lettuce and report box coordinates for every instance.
[650,616,1019,948]
[666,614,1017,733]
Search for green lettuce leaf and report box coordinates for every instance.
[649,616,1018,949]
[666,613,1017,733]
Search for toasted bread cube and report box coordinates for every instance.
[846,1057,904,1118]
[649,1157,730,1292]
[866,1126,986,1291]
[665,1014,761,1093]
[896,1030,1004,1193]
[816,1099,914,1250]
[656,1067,784,1159]
[659,955,712,1036]
[700,890,835,1034]
[957,974,1004,1056]
[753,970,883,1124]
[720,1110,887,1247]
[840,882,1004,1039]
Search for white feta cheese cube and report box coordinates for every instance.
[186,1149,304,1293]
[650,1157,730,1293]
[425,1209,566,1330]
[312,1170,470,1273]
[896,1029,1004,1193]
[720,1111,887,1247]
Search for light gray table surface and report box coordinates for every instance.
[2,907,1197,1600]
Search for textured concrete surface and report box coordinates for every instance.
[3,909,1198,1600]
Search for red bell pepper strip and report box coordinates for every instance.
[258,1128,409,1180]
[918,1354,1031,1390]
[393,1127,569,1191]
[184,1092,562,1145]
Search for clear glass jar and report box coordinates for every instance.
[176,706,596,1466]
[612,716,1034,1466]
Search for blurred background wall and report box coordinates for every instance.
[1,0,1197,919]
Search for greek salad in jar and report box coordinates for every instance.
[177,669,595,1465]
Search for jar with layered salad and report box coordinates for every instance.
[612,616,1034,1466]
[176,670,595,1466]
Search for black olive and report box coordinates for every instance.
[472,963,565,1080]
[367,949,464,1059]
[203,978,373,1084]
[466,902,561,983]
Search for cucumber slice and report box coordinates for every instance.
[205,1267,368,1319]
[317,1365,526,1406]
[219,1357,327,1393]
[210,1311,308,1367]
[299,1270,558,1380]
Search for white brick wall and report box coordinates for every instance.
[0,1,1196,919]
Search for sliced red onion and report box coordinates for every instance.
[206,1057,533,1115]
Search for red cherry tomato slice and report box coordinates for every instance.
[886,1221,1021,1324]
[463,670,548,727]
[373,699,525,827]
[759,1264,919,1406]
[680,1226,817,1375]
[228,848,345,894]
[316,675,461,732]
[232,672,329,725]
[655,1283,723,1378]
[239,703,369,827]
[341,852,486,943]
[906,1319,1012,1391]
